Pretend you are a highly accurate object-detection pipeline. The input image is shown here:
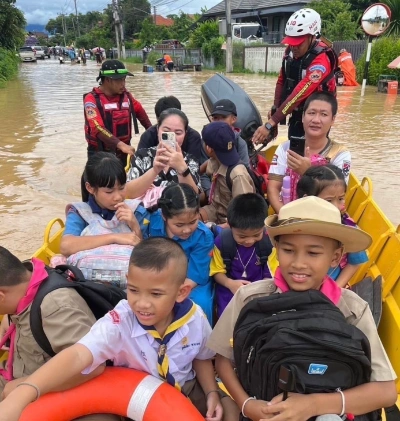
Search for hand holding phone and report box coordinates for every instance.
[289,136,306,157]
[160,132,177,150]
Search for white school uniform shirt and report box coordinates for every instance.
[269,140,352,183]
[78,300,215,387]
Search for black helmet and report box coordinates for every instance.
[96,60,134,81]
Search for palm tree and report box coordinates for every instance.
[382,0,400,36]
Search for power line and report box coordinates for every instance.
[159,0,197,14]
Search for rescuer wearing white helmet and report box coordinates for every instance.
[252,8,338,143]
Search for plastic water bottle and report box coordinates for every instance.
[281,175,291,205]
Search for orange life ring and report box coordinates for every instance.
[20,367,204,421]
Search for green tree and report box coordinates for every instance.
[308,0,362,40]
[120,0,151,38]
[381,0,400,36]
[347,0,374,14]
[137,17,172,46]
[168,12,195,41]
[0,0,26,50]
[188,19,219,47]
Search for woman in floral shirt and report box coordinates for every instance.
[127,109,202,194]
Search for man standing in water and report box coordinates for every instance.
[252,8,337,143]
[83,60,152,165]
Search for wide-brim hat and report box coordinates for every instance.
[265,196,372,253]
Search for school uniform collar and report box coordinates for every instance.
[87,194,115,221]
[131,302,196,341]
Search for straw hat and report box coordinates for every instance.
[265,197,372,253]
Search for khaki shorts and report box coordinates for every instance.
[182,378,228,416]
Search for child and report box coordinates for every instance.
[210,193,272,318]
[147,183,215,322]
[200,121,255,225]
[296,164,368,288]
[0,247,117,421]
[208,197,396,421]
[0,238,239,421]
[60,152,151,288]
[209,99,250,167]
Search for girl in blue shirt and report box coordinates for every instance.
[147,183,214,322]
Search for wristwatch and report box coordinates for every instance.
[265,122,273,131]
[180,167,191,177]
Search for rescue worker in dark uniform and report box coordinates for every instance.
[253,8,337,143]
[83,60,152,165]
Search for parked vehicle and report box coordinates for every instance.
[18,46,37,62]
[32,46,45,60]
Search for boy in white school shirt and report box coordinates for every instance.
[0,238,239,421]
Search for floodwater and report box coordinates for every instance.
[0,59,399,259]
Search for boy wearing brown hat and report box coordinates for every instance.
[208,197,396,421]
[199,122,255,225]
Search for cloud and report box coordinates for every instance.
[16,0,221,25]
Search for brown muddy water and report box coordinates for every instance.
[0,59,399,259]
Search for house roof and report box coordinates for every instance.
[154,15,174,26]
[203,0,312,16]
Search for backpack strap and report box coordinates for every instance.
[66,202,102,225]
[30,266,85,357]
[219,229,237,276]
[126,91,139,135]
[255,232,273,269]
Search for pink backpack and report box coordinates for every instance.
[65,199,142,289]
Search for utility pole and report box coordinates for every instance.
[118,0,126,59]
[153,6,157,24]
[112,0,121,59]
[61,12,67,46]
[225,0,233,72]
[74,0,80,37]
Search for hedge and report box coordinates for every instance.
[356,37,400,86]
[0,48,20,88]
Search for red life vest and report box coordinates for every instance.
[84,88,138,151]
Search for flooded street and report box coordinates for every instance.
[0,59,399,258]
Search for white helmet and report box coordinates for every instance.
[285,8,321,37]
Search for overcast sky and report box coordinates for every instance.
[16,0,221,25]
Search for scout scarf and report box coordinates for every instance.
[139,299,196,391]
[0,258,48,381]
[274,266,341,305]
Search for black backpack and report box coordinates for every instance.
[217,228,272,276]
[233,289,372,419]
[30,265,127,357]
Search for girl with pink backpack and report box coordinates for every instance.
[59,152,151,289]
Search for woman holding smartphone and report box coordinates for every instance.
[267,91,351,212]
[126,108,202,198]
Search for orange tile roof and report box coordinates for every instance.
[154,15,174,26]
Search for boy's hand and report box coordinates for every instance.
[0,397,26,421]
[244,398,271,421]
[260,393,315,421]
[228,279,251,295]
[205,391,223,421]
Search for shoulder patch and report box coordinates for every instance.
[108,310,121,324]
[342,161,351,178]
[84,101,96,109]
[309,64,326,73]
[271,154,278,165]
[309,70,323,83]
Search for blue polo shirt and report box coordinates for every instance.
[147,210,214,321]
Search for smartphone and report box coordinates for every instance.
[160,132,177,150]
[289,136,306,157]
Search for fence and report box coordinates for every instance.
[244,45,285,73]
[123,48,202,64]
[244,40,367,73]
[332,40,367,62]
